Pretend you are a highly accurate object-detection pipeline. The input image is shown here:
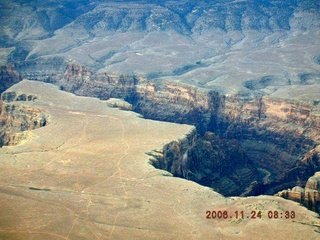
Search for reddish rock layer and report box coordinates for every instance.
[0,92,47,147]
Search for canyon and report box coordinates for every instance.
[43,64,320,200]
[1,62,320,216]
[0,79,319,240]
[1,0,320,239]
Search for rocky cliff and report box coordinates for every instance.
[1,64,319,209]
[151,131,260,196]
[49,64,139,100]
[130,73,320,194]
[0,65,41,147]
[0,91,47,147]
[276,167,320,214]
[0,65,22,93]
[1,80,319,240]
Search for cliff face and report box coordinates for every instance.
[151,131,260,196]
[0,65,22,94]
[44,64,320,198]
[1,62,320,208]
[0,91,47,147]
[221,96,319,195]
[50,64,139,100]
[134,79,320,195]
[276,169,320,214]
[1,80,319,240]
[0,65,42,147]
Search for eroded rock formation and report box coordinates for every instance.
[0,0,320,237]
[0,65,44,146]
[50,64,139,100]
[1,0,320,203]
[1,80,319,240]
[151,131,260,196]
[0,91,47,147]
[276,168,320,214]
[42,64,320,198]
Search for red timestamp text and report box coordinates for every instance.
[206,210,295,220]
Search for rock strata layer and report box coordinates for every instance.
[0,65,44,147]
[276,167,320,214]
[0,91,47,147]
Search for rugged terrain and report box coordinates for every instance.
[276,168,320,214]
[0,80,319,240]
[1,0,320,238]
[0,0,319,92]
[43,63,320,200]
[0,64,46,147]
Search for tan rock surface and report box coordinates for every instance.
[0,80,319,240]
[276,170,320,215]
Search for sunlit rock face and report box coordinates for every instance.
[276,168,320,214]
[0,90,47,147]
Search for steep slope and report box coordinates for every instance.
[0,65,22,93]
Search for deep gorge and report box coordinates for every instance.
[1,63,320,213]
[1,1,320,237]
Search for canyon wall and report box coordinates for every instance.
[150,130,260,196]
[1,63,319,211]
[0,91,47,147]
[276,169,320,214]
[0,65,22,93]
[42,64,320,199]
[0,67,46,147]
[50,64,139,100]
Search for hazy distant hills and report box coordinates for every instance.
[1,0,320,96]
[2,0,319,44]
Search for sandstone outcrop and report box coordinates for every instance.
[276,169,320,214]
[0,91,47,147]
[0,65,41,147]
